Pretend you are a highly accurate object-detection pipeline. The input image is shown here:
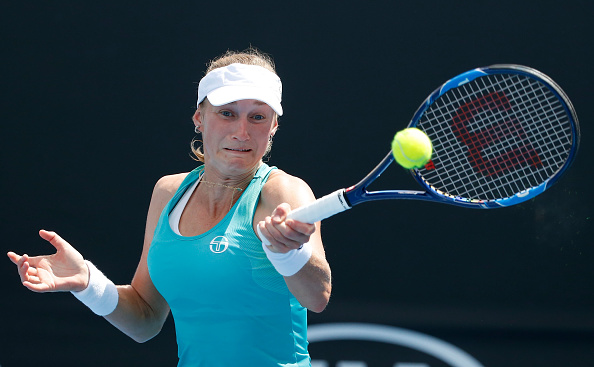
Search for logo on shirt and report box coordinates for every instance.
[210,236,229,253]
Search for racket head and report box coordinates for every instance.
[409,64,579,208]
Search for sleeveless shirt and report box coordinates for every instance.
[147,164,310,367]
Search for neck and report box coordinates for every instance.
[199,179,246,191]
[196,166,259,213]
[200,164,260,191]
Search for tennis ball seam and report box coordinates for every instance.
[394,138,429,163]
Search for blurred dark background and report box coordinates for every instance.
[1,1,592,366]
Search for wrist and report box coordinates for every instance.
[73,261,90,292]
[71,260,118,316]
[258,226,313,276]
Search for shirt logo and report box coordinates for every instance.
[210,236,229,254]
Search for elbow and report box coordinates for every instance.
[307,297,330,313]
[109,284,169,343]
[129,323,163,343]
[132,335,150,344]
[307,288,331,313]
[293,285,330,313]
[128,313,166,343]
[288,262,332,313]
[132,335,155,344]
[308,302,328,314]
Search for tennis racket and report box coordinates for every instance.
[288,64,580,224]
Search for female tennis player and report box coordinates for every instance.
[7,48,331,366]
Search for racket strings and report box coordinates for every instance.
[417,73,573,202]
[443,77,568,199]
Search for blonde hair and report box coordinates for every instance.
[205,48,277,74]
[191,48,279,162]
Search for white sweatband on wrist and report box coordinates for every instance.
[71,260,118,316]
[258,226,313,277]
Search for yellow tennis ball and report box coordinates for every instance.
[391,127,433,169]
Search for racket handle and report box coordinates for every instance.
[287,189,351,224]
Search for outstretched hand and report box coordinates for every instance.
[7,230,89,293]
[258,203,316,254]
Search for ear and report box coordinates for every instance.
[192,108,202,130]
[270,119,279,136]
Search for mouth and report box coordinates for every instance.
[225,148,251,153]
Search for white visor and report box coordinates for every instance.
[197,63,283,116]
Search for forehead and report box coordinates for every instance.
[207,99,272,110]
[225,100,268,107]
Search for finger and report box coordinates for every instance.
[257,221,272,245]
[259,220,290,254]
[24,262,40,278]
[262,217,283,247]
[284,218,316,237]
[19,255,43,282]
[267,217,303,250]
[258,220,290,254]
[10,254,49,292]
[263,216,293,250]
[24,271,42,285]
[17,253,29,269]
[38,229,71,252]
[271,203,291,224]
[7,251,22,265]
[272,203,315,238]
[20,262,53,292]
[270,213,312,244]
[17,255,31,282]
[23,280,51,293]
[16,251,45,269]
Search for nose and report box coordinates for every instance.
[233,117,250,141]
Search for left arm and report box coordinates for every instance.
[255,170,331,313]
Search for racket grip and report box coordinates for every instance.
[287,189,351,224]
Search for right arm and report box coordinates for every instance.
[7,173,187,343]
[104,174,186,342]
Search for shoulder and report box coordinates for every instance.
[150,172,191,209]
[261,169,315,210]
[142,172,192,246]
[154,172,189,195]
[264,169,311,193]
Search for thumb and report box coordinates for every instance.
[38,229,71,252]
[272,203,292,223]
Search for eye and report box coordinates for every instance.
[252,114,266,121]
[219,110,233,117]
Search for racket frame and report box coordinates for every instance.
[403,64,580,208]
[288,64,580,223]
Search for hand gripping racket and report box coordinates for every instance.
[289,64,580,224]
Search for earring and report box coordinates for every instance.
[195,126,201,134]
[269,135,274,142]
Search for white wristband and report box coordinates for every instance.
[71,260,118,316]
[258,226,313,277]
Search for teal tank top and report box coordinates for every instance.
[147,163,310,367]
